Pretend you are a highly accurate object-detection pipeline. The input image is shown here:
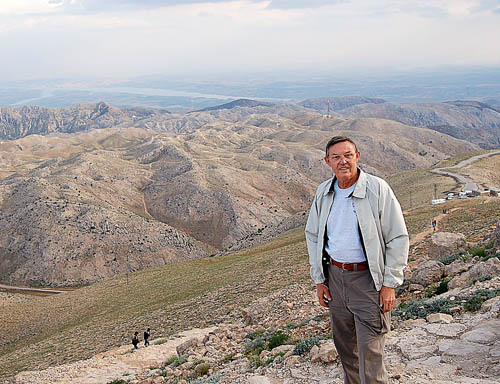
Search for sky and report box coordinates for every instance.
[0,0,499,81]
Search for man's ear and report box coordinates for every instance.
[324,156,329,165]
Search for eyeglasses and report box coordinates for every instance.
[328,152,356,163]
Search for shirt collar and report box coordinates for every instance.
[323,168,367,199]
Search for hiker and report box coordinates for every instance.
[305,136,409,384]
[432,219,437,231]
[132,331,139,349]
[144,328,151,347]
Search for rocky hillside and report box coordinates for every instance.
[0,102,170,140]
[8,220,500,384]
[0,102,479,287]
[337,100,500,149]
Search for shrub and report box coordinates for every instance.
[292,336,321,356]
[189,374,220,384]
[464,289,500,312]
[439,252,467,265]
[167,355,188,367]
[244,329,290,355]
[195,363,210,377]
[472,274,492,284]
[392,297,458,320]
[154,339,166,345]
[434,279,449,296]
[267,331,290,350]
[107,380,126,384]
[469,247,486,257]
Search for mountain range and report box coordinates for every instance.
[0,98,490,286]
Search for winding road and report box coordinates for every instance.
[430,149,500,191]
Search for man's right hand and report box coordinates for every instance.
[316,283,331,308]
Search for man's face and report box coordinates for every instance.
[324,141,360,181]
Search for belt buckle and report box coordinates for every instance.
[341,262,347,271]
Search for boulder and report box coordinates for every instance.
[409,259,445,286]
[444,259,469,277]
[428,232,466,259]
[426,313,453,324]
[176,338,198,356]
[448,258,500,289]
[317,340,338,363]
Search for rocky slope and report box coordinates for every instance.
[10,222,500,384]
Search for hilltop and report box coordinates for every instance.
[0,103,479,287]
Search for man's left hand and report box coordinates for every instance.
[379,286,395,313]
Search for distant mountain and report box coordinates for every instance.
[337,100,500,149]
[0,103,479,287]
[196,98,275,112]
[299,96,386,113]
[0,102,170,140]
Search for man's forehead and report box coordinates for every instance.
[329,142,357,154]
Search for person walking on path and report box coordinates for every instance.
[432,219,437,232]
[306,136,409,384]
[144,328,151,347]
[132,331,139,350]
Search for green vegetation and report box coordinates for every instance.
[439,252,469,265]
[167,355,188,367]
[107,380,126,384]
[464,289,500,312]
[292,336,322,356]
[393,288,500,320]
[244,329,291,367]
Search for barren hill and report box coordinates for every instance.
[336,100,500,149]
[0,103,479,287]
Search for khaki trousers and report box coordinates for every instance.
[328,263,390,384]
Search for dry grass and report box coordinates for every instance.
[456,154,500,188]
[388,169,456,211]
[0,227,310,379]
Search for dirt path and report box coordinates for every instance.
[409,207,461,246]
[14,327,217,384]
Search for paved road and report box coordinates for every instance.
[431,149,500,191]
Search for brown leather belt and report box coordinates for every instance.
[331,259,368,271]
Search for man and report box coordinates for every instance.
[132,331,139,350]
[144,328,151,347]
[305,136,409,384]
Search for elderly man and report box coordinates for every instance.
[305,136,409,384]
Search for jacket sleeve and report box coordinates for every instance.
[378,181,409,288]
[305,193,325,284]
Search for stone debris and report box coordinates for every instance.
[10,222,500,384]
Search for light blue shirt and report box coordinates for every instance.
[325,180,366,263]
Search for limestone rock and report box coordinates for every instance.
[445,259,470,276]
[318,340,338,363]
[247,375,272,384]
[410,259,445,286]
[448,258,500,289]
[176,337,198,356]
[426,313,453,324]
[428,232,466,259]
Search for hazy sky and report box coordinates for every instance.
[1,0,499,81]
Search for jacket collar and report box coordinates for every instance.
[323,168,367,199]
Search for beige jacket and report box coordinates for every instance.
[305,169,409,291]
